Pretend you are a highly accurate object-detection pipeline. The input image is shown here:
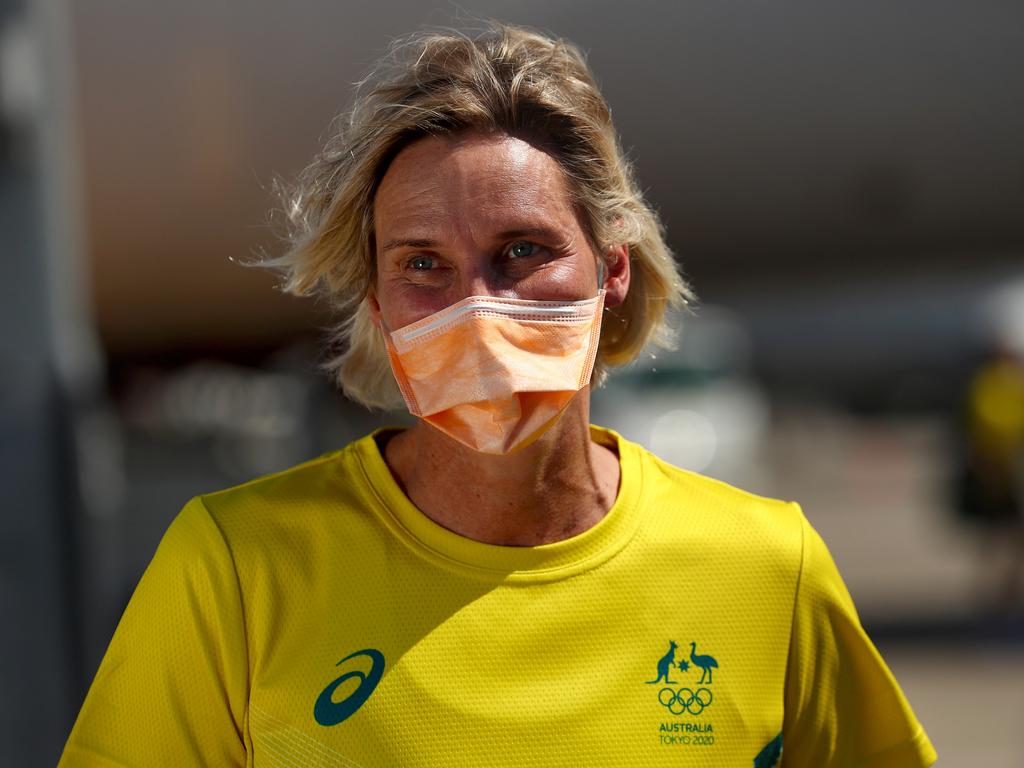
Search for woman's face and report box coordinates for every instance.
[371,131,624,331]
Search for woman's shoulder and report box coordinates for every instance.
[622,432,804,527]
[184,432,385,546]
[616,429,810,568]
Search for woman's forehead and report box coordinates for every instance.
[373,132,578,238]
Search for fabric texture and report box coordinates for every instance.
[60,427,936,767]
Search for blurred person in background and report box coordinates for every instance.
[956,340,1024,614]
[59,22,936,767]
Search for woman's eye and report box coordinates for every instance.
[507,241,540,259]
[407,255,435,270]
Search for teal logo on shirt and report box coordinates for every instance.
[313,648,386,726]
[646,640,719,715]
[753,732,783,767]
[648,640,720,748]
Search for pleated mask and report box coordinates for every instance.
[384,290,606,454]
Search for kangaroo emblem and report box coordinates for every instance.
[646,640,689,684]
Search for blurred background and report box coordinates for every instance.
[3,0,1023,764]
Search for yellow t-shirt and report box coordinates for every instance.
[60,427,936,767]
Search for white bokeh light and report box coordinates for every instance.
[649,409,718,473]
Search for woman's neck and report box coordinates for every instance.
[381,393,620,546]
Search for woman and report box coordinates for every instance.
[61,23,936,767]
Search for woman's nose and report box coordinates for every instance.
[457,264,515,301]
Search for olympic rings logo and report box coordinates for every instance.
[658,686,713,715]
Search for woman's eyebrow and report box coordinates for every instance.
[380,238,439,254]
[382,226,563,254]
[495,226,562,242]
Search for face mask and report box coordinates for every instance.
[384,290,606,454]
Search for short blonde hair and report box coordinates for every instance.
[270,21,693,409]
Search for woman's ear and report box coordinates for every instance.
[601,244,631,308]
[366,292,382,328]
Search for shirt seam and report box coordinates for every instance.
[781,502,808,733]
[200,451,344,500]
[194,494,253,759]
[649,451,794,509]
[855,724,936,767]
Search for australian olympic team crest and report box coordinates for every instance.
[646,640,719,749]
[645,641,784,767]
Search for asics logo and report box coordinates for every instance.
[313,649,386,726]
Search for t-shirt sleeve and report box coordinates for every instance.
[59,497,249,767]
[782,506,937,768]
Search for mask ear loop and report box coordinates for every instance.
[596,256,606,292]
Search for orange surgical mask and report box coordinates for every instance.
[384,290,606,454]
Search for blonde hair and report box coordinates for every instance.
[270,21,693,408]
